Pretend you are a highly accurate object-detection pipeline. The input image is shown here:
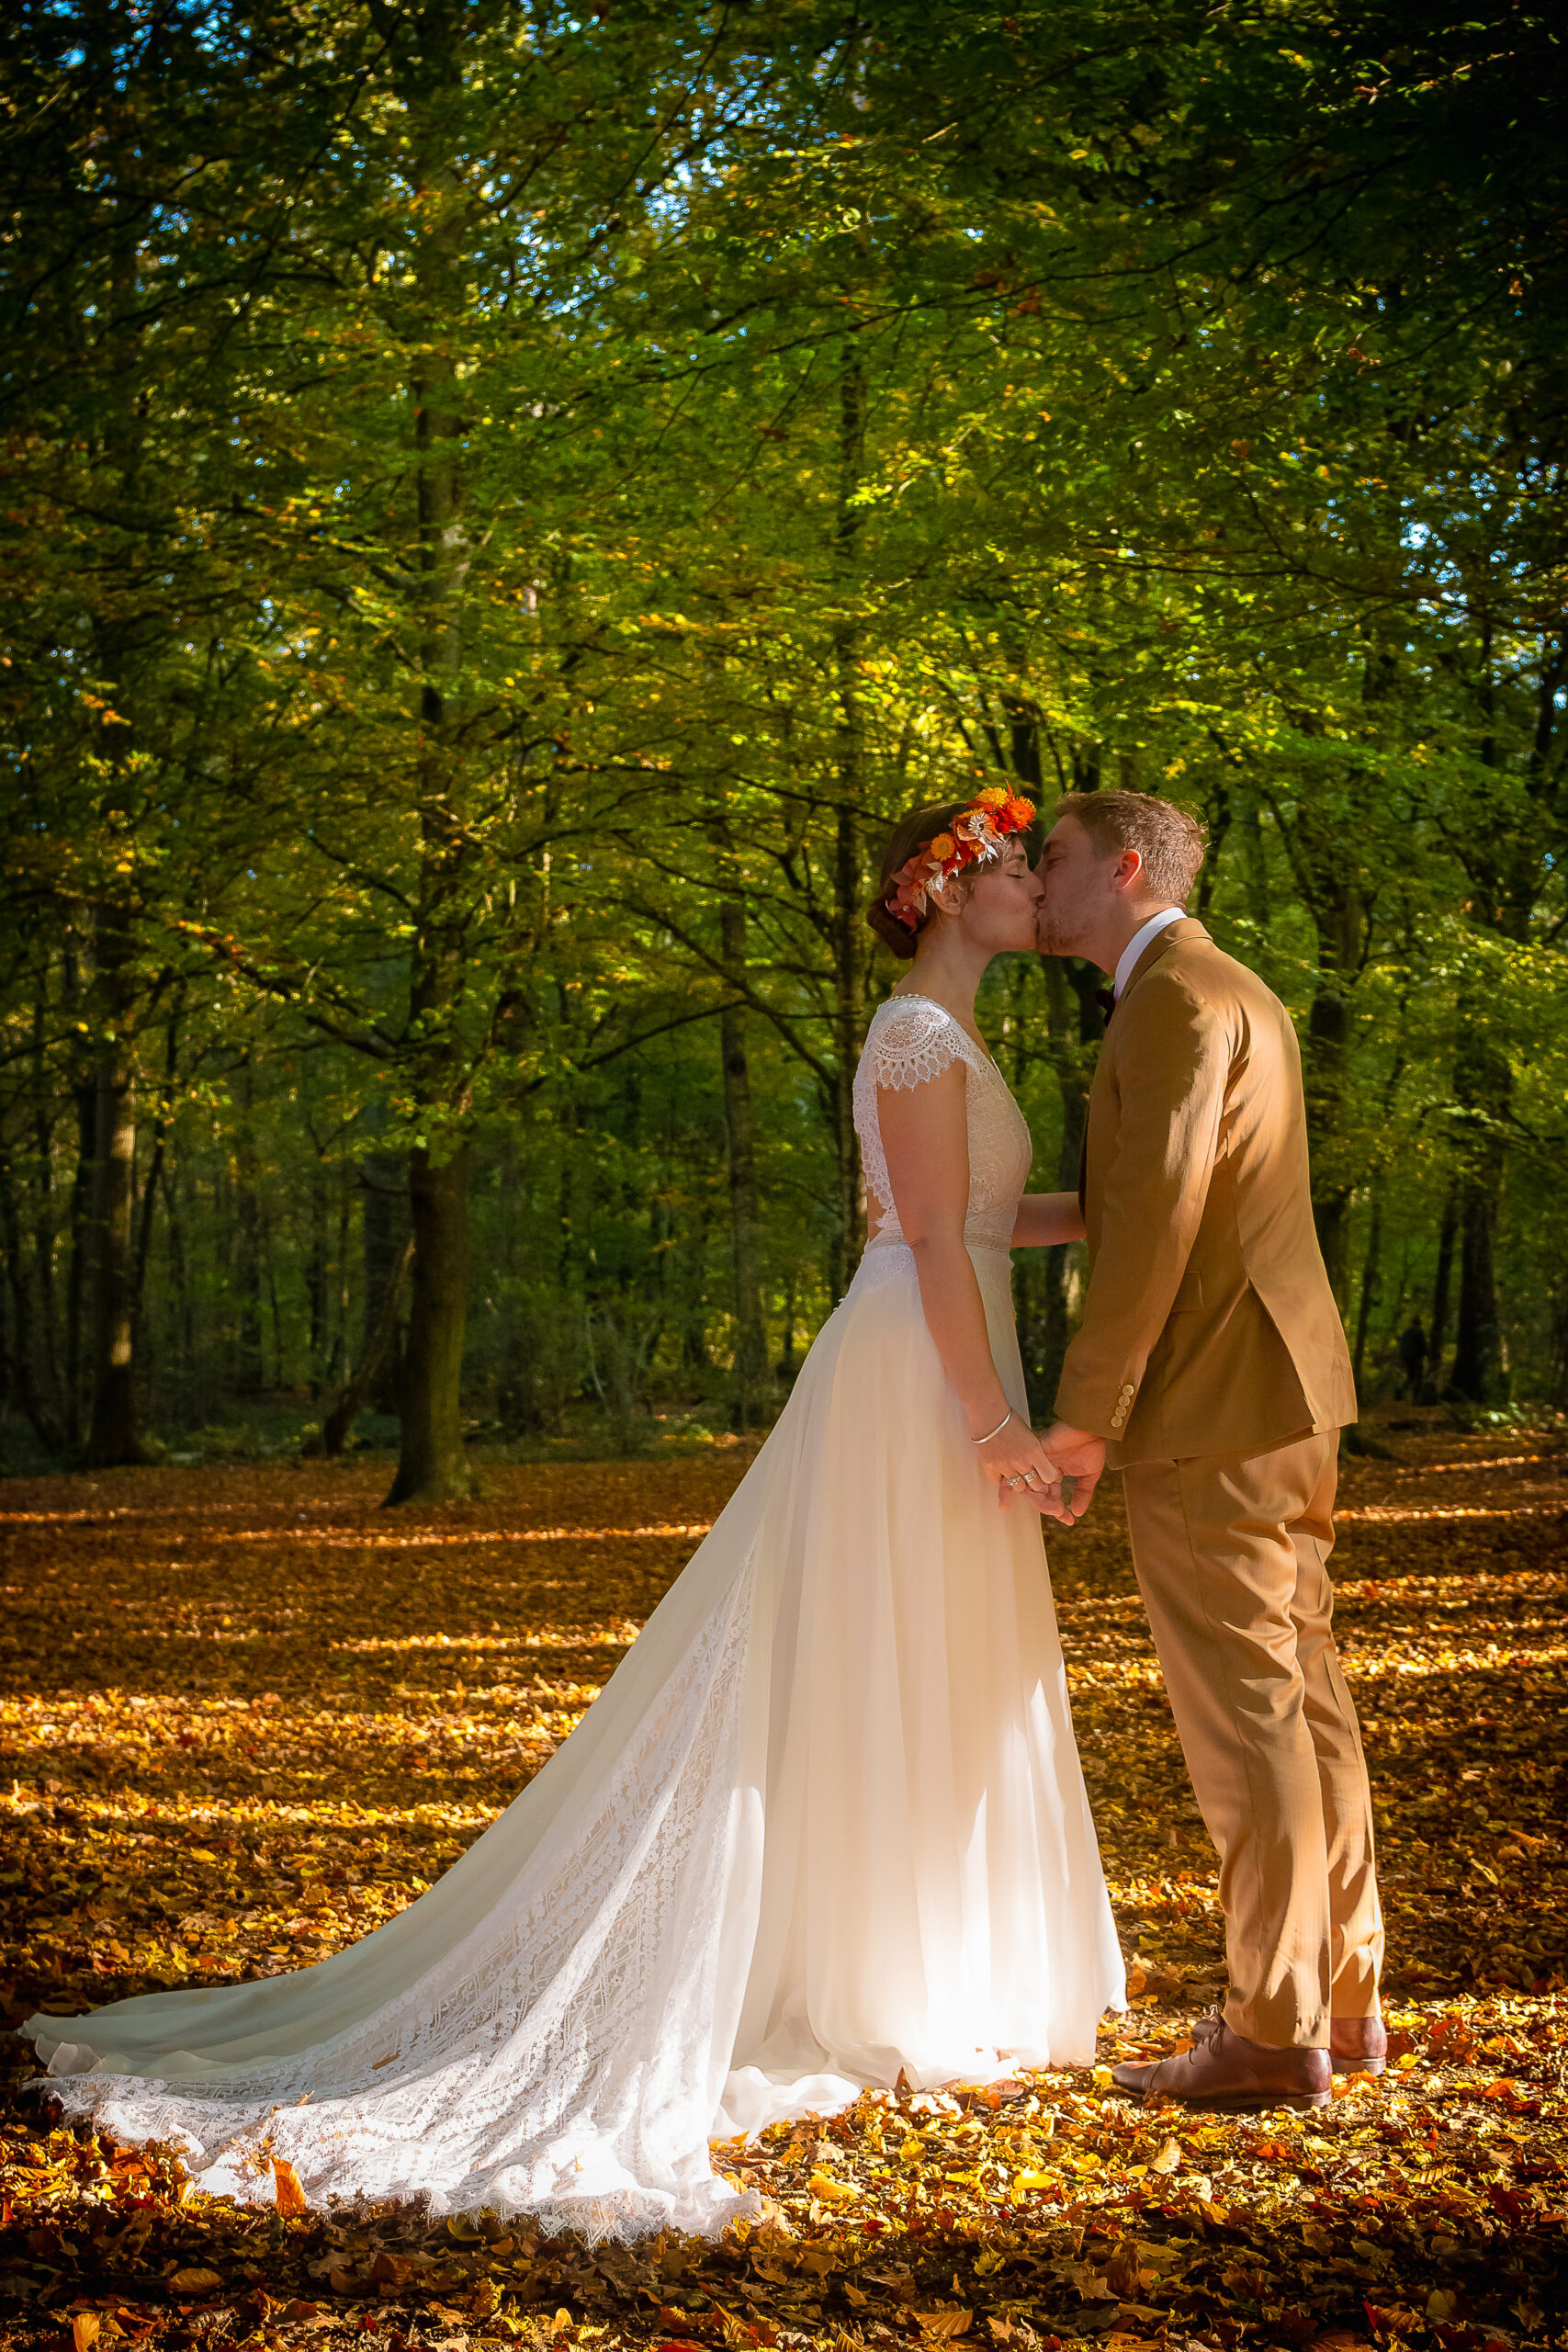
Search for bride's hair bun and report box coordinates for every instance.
[866,898,919,959]
[865,797,981,957]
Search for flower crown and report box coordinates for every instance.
[884,786,1038,932]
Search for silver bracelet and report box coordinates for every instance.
[973,1408,1014,1446]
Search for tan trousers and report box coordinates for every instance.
[1121,1429,1383,2048]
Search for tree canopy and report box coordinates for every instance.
[3,0,1564,1487]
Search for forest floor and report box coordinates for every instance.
[1,1426,1564,2352]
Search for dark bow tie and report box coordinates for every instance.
[1096,986,1117,1023]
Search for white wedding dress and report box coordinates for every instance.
[26,996,1124,2242]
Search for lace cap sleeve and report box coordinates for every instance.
[867,997,967,1091]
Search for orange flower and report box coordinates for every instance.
[880,790,1038,938]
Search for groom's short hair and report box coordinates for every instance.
[1053,791,1207,904]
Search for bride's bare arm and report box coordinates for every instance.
[878,1067,1068,1517]
[1011,1193,1087,1248]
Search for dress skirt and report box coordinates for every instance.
[26,1241,1124,2241]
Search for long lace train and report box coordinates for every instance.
[26,1001,1125,2239]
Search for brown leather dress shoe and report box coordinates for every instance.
[1331,2015,1386,2075]
[1110,2016,1330,2113]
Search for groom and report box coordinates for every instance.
[1032,791,1383,2112]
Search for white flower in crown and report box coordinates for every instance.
[957,808,1002,854]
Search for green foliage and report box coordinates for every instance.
[1,0,1564,1463]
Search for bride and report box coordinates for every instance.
[25,789,1125,2242]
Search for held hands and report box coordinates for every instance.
[1032,1423,1106,1523]
[972,1411,1076,1523]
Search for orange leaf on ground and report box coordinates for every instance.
[272,2156,308,2215]
[1,1442,1564,2352]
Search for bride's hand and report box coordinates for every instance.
[975,1417,1073,1521]
[1034,1424,1106,1522]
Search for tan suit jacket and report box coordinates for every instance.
[1055,918,1356,1466]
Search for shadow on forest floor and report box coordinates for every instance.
[1,1430,1565,2352]
[0,1394,784,1479]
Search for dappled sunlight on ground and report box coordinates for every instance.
[2,1437,1564,2350]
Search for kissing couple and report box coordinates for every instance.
[28,789,1384,2245]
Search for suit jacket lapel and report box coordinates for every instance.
[1080,919,1209,1213]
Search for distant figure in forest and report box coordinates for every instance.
[26,788,1125,2234]
[1397,1316,1429,1399]
[1032,791,1385,2114]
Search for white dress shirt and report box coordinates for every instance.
[1112,904,1186,1000]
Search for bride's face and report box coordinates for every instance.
[948,838,1043,954]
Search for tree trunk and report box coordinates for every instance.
[333,1159,353,1387]
[718,897,769,1429]
[1450,1023,1509,1403]
[677,1199,712,1373]
[132,992,182,1347]
[1239,795,1270,930]
[0,1155,65,1451]
[1352,1175,1383,1388]
[1290,684,1382,1306]
[1302,888,1366,1306]
[231,1060,265,1395]
[1348,1015,1408,1401]
[79,45,151,1469]
[28,995,66,1430]
[1550,1268,1568,1408]
[64,1069,95,1449]
[312,1232,414,1458]
[267,1250,286,1394]
[1195,774,1231,921]
[826,889,863,1301]
[1452,1181,1504,1403]
[827,343,868,1300]
[163,1156,195,1421]
[494,1131,537,1431]
[362,1151,410,1414]
[384,82,475,1508]
[306,1165,331,1391]
[775,1272,797,1382]
[85,981,142,1466]
[1427,1182,1458,1397]
[385,1143,471,1504]
[1027,956,1100,1412]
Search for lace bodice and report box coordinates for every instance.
[853,995,1032,1255]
